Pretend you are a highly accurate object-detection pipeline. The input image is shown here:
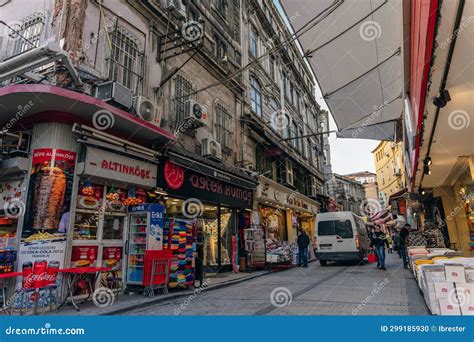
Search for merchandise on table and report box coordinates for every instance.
[409,247,474,315]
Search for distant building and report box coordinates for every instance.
[345,171,380,214]
[327,174,365,215]
[372,142,406,208]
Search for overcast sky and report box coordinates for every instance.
[314,89,379,176]
[274,0,380,176]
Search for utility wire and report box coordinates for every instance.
[174,0,344,100]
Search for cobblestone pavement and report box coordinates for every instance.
[120,253,430,316]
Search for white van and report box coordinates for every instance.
[314,211,370,266]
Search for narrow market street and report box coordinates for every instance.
[121,253,429,316]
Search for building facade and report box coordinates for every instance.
[0,0,328,300]
[345,171,380,215]
[402,0,473,256]
[372,141,406,208]
[239,0,325,252]
[327,174,365,215]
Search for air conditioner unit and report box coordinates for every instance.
[185,100,209,126]
[95,81,133,109]
[134,96,159,123]
[164,0,186,18]
[282,159,293,186]
[201,138,222,162]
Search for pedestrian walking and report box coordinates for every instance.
[392,231,401,258]
[369,226,389,270]
[297,229,310,268]
[399,223,410,269]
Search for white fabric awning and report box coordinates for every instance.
[280,0,403,140]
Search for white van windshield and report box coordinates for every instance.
[318,220,354,238]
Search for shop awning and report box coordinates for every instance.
[280,0,404,141]
[370,209,388,221]
[0,84,175,146]
[388,188,407,201]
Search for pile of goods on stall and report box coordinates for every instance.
[163,218,195,288]
[266,238,292,264]
[408,246,474,315]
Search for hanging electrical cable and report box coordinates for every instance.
[173,0,344,99]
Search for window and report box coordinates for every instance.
[108,27,144,94]
[289,83,294,103]
[215,0,228,16]
[269,98,279,131]
[317,220,353,238]
[307,138,313,164]
[269,56,275,80]
[250,77,262,117]
[250,26,258,57]
[8,12,45,58]
[295,92,301,112]
[173,74,195,123]
[282,72,288,98]
[381,170,385,184]
[298,127,304,153]
[256,145,274,179]
[214,103,232,148]
[213,33,227,60]
[290,121,298,149]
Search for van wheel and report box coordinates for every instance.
[319,260,327,266]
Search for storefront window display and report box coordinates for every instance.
[157,156,257,272]
[260,205,292,263]
[163,197,237,269]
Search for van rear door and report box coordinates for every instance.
[317,219,355,253]
[317,220,338,252]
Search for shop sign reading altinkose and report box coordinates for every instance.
[16,148,77,307]
[83,146,157,188]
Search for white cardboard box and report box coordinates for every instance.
[460,300,474,316]
[455,282,474,299]
[465,268,474,282]
[438,298,461,315]
[434,281,455,299]
[445,264,467,283]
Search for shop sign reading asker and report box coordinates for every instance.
[159,160,253,208]
[83,147,157,188]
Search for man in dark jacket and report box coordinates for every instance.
[370,226,389,270]
[297,229,310,267]
[399,224,410,268]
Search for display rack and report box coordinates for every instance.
[163,218,195,288]
[244,224,265,268]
